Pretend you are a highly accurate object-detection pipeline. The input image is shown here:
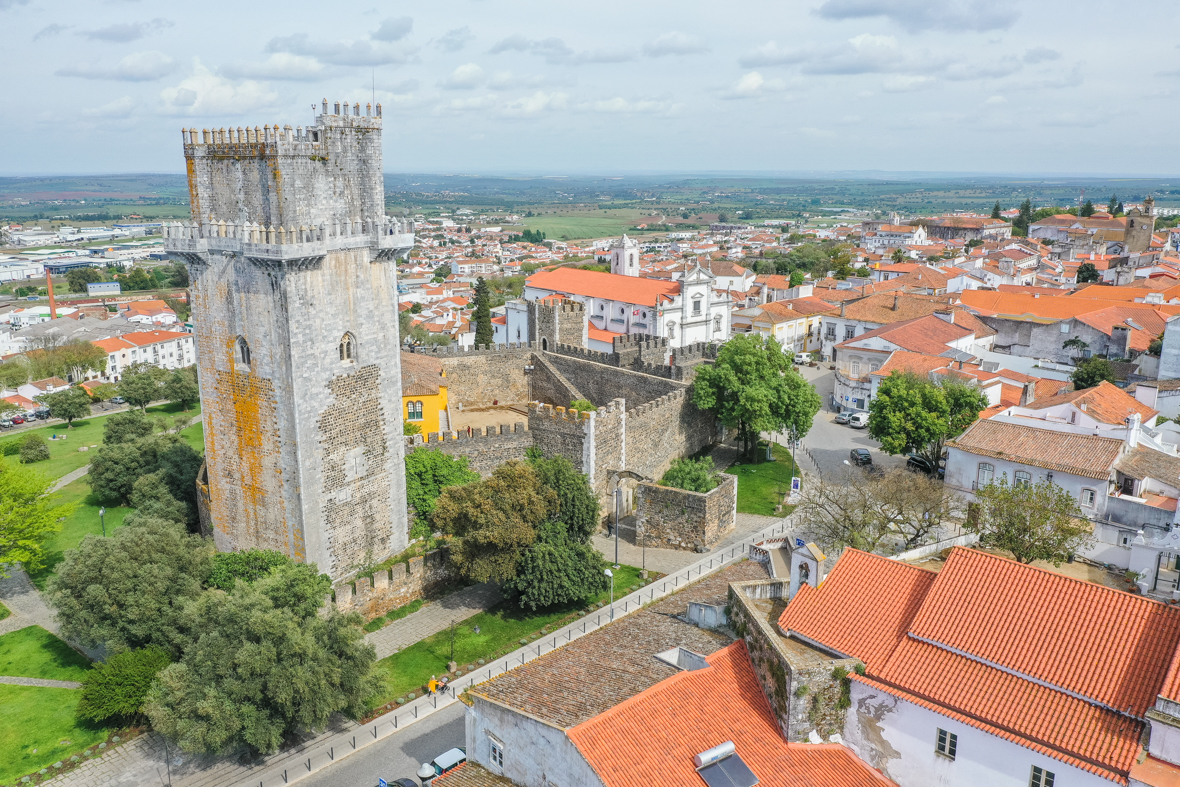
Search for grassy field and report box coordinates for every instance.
[367,564,647,708]
[28,478,132,590]
[515,209,651,241]
[725,442,798,516]
[0,626,92,682]
[0,603,8,622]
[0,627,109,785]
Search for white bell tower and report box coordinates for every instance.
[610,234,640,277]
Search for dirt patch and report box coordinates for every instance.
[450,404,529,433]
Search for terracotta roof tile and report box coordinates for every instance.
[949,418,1124,478]
[568,642,895,787]
[400,351,445,397]
[526,268,681,307]
[432,762,515,787]
[837,314,974,356]
[1022,380,1158,424]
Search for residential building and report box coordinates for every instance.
[818,293,994,361]
[92,330,196,380]
[17,377,69,401]
[922,216,1013,242]
[120,299,178,326]
[862,224,928,251]
[400,350,450,434]
[731,298,833,354]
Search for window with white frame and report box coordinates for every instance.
[1030,766,1055,787]
[1081,488,1096,507]
[692,298,702,315]
[1014,470,1031,487]
[490,739,504,768]
[844,325,855,340]
[977,462,994,487]
[935,728,957,760]
[825,324,836,340]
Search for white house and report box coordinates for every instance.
[92,330,196,381]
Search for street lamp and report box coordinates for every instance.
[99,507,106,537]
[613,488,621,569]
[449,618,457,664]
[604,568,614,621]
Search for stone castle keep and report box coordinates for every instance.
[165,101,415,580]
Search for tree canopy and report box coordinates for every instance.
[473,277,493,347]
[693,334,821,461]
[162,367,200,411]
[660,456,719,493]
[867,373,987,468]
[37,385,92,428]
[0,458,73,576]
[77,647,172,725]
[66,267,106,294]
[1071,357,1116,388]
[118,362,168,411]
[1076,262,1100,283]
[206,549,294,591]
[404,448,480,537]
[966,476,1091,564]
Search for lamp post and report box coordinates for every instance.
[99,507,106,538]
[613,488,621,569]
[604,568,614,621]
[449,618,456,664]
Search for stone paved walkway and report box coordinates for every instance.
[51,464,91,493]
[0,567,59,636]
[364,581,502,660]
[0,675,82,688]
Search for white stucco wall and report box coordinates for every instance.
[843,681,1113,787]
[466,698,602,787]
[944,446,1109,519]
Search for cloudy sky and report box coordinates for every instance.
[2,0,1178,176]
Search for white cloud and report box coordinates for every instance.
[265,33,413,67]
[1023,47,1060,64]
[589,97,680,114]
[82,96,136,118]
[984,95,1006,104]
[441,63,485,90]
[439,94,499,113]
[57,51,178,82]
[84,18,173,43]
[643,32,708,57]
[220,53,329,81]
[488,36,633,64]
[726,71,787,98]
[739,41,809,67]
[814,0,1018,33]
[436,26,474,52]
[502,90,568,116]
[372,16,413,42]
[882,74,935,92]
[159,59,279,117]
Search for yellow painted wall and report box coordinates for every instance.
[404,381,448,434]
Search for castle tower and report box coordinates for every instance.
[165,100,415,580]
[1125,195,1156,254]
[610,234,640,277]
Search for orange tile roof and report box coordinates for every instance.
[587,325,625,342]
[1075,305,1168,352]
[837,314,974,356]
[867,350,956,379]
[568,641,895,787]
[961,289,1180,324]
[120,330,190,347]
[1022,380,1158,424]
[93,337,133,353]
[1129,756,1180,787]
[526,268,680,307]
[948,417,1124,478]
[3,394,36,410]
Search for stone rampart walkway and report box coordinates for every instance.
[0,675,82,688]
[364,581,502,660]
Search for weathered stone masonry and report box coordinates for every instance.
[167,104,414,581]
[333,548,451,621]
[635,473,737,551]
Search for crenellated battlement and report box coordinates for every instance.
[530,402,591,422]
[181,99,383,153]
[164,215,413,266]
[553,343,615,365]
[627,388,688,417]
[419,342,536,356]
[406,422,528,447]
[613,334,666,352]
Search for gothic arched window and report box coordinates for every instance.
[236,337,251,366]
[339,333,357,363]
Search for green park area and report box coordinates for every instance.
[515,209,653,241]
[0,627,111,784]
[368,563,647,708]
[726,442,799,517]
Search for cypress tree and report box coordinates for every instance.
[473,277,494,347]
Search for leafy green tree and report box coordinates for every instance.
[403,421,421,436]
[88,382,119,403]
[207,549,294,591]
[1062,336,1089,360]
[130,471,188,525]
[89,442,151,505]
[46,516,213,654]
[693,334,822,461]
[0,360,29,389]
[1013,198,1033,235]
[77,647,171,725]
[0,459,73,576]
[37,385,92,428]
[890,247,907,263]
[404,448,479,534]
[991,202,1002,219]
[144,567,375,755]
[162,367,200,411]
[506,526,608,611]
[789,269,804,287]
[473,277,494,347]
[27,341,107,384]
[66,267,105,294]
[867,374,987,469]
[1072,357,1116,388]
[966,476,1092,564]
[660,457,719,493]
[1108,194,1119,215]
[103,409,156,444]
[569,399,597,413]
[18,433,49,464]
[528,455,599,542]
[123,268,154,291]
[1080,199,1095,217]
[1116,201,1124,216]
[1076,262,1100,283]
[1150,337,1163,356]
[433,461,556,584]
[118,362,167,411]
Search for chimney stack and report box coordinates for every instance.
[1020,380,1036,406]
[46,268,57,320]
[893,293,899,311]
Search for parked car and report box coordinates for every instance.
[110,396,126,405]
[833,412,851,425]
[848,412,869,429]
[429,748,468,777]
[793,352,811,365]
[33,408,49,420]
[378,779,417,787]
[0,420,12,429]
[849,448,872,467]
[906,454,946,479]
[10,415,25,425]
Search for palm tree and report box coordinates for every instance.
[890,247,907,263]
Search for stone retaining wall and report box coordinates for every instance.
[636,474,737,551]
[404,423,531,477]
[333,548,451,621]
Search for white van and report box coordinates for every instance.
[793,353,811,365]
[848,412,869,429]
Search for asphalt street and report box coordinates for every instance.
[792,363,907,478]
[298,703,465,787]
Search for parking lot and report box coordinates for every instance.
[790,363,908,478]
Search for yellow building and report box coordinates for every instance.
[401,351,450,434]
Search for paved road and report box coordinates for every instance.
[793,364,907,478]
[295,695,463,787]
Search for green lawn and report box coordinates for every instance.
[517,210,652,241]
[725,442,798,516]
[0,626,92,682]
[368,564,647,708]
[0,603,8,622]
[0,684,109,785]
[27,478,132,590]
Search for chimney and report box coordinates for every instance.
[933,309,954,324]
[1020,380,1036,406]
[46,268,57,319]
[840,301,846,318]
[1126,412,1142,450]
[893,293,899,311]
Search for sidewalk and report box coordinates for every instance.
[0,567,59,636]
[364,581,502,660]
[43,513,802,787]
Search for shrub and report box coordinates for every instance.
[207,549,293,591]
[0,438,21,457]
[569,399,597,413]
[77,647,171,724]
[660,457,719,493]
[19,433,49,463]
